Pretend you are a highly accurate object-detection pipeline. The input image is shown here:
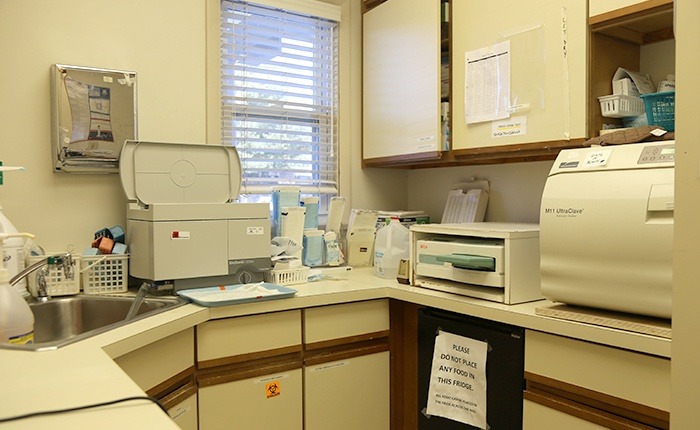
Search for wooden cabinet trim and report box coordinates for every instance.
[304,330,390,352]
[304,337,390,367]
[452,138,588,159]
[525,372,669,429]
[145,366,196,399]
[390,300,421,430]
[362,0,389,14]
[197,344,303,369]
[362,151,444,168]
[589,0,674,46]
[589,0,673,28]
[198,352,303,388]
[362,139,588,169]
[159,381,198,411]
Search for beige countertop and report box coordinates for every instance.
[0,267,671,428]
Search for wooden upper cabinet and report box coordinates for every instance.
[587,0,675,137]
[362,0,442,165]
[451,0,588,155]
[589,0,657,17]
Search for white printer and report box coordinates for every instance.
[411,223,541,304]
[119,141,271,290]
[540,141,674,318]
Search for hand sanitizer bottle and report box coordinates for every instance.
[0,232,35,345]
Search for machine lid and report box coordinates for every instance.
[119,141,242,205]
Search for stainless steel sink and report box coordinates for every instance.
[2,294,186,351]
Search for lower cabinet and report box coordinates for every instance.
[112,328,197,430]
[305,352,390,430]
[524,399,612,430]
[164,385,199,430]
[303,300,391,430]
[199,369,304,430]
[523,330,670,430]
[197,309,304,430]
[196,299,391,430]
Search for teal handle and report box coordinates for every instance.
[435,253,495,271]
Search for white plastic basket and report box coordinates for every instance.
[81,254,129,294]
[598,94,645,118]
[264,266,310,286]
[27,254,81,296]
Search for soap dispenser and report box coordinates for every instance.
[0,232,35,345]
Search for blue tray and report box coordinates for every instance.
[177,283,297,307]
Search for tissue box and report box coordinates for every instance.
[612,78,639,97]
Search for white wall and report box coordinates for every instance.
[407,161,552,223]
[0,0,407,252]
[641,39,676,91]
[0,0,207,252]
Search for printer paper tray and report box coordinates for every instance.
[415,263,505,288]
[414,277,507,303]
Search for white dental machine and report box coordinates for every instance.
[119,141,271,291]
[540,141,674,318]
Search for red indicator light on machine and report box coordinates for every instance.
[171,231,191,239]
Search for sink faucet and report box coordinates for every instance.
[10,253,75,302]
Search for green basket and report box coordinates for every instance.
[641,91,675,131]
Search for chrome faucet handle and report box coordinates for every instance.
[35,266,51,302]
[61,253,75,280]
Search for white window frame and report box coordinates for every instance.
[219,0,341,213]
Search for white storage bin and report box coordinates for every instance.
[264,266,310,285]
[81,254,129,294]
[27,254,80,296]
[598,94,645,118]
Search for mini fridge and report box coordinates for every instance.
[417,308,525,429]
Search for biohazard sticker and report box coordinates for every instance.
[266,381,281,398]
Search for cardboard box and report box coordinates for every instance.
[612,78,640,96]
[375,211,430,230]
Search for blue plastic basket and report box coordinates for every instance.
[641,91,675,131]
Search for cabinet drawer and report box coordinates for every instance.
[304,299,390,345]
[113,328,194,393]
[198,310,302,365]
[525,330,670,411]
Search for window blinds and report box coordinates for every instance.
[221,0,339,199]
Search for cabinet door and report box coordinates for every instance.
[199,370,303,430]
[197,311,304,430]
[167,391,198,430]
[451,0,587,150]
[305,352,390,430]
[304,300,391,430]
[362,0,441,162]
[524,330,670,428]
[523,399,609,430]
[113,328,195,393]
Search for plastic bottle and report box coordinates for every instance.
[373,217,410,279]
[0,232,34,345]
[658,74,676,92]
[0,205,27,296]
[0,165,28,296]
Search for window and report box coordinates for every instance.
[220,0,340,212]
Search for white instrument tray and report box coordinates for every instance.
[177,283,297,307]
